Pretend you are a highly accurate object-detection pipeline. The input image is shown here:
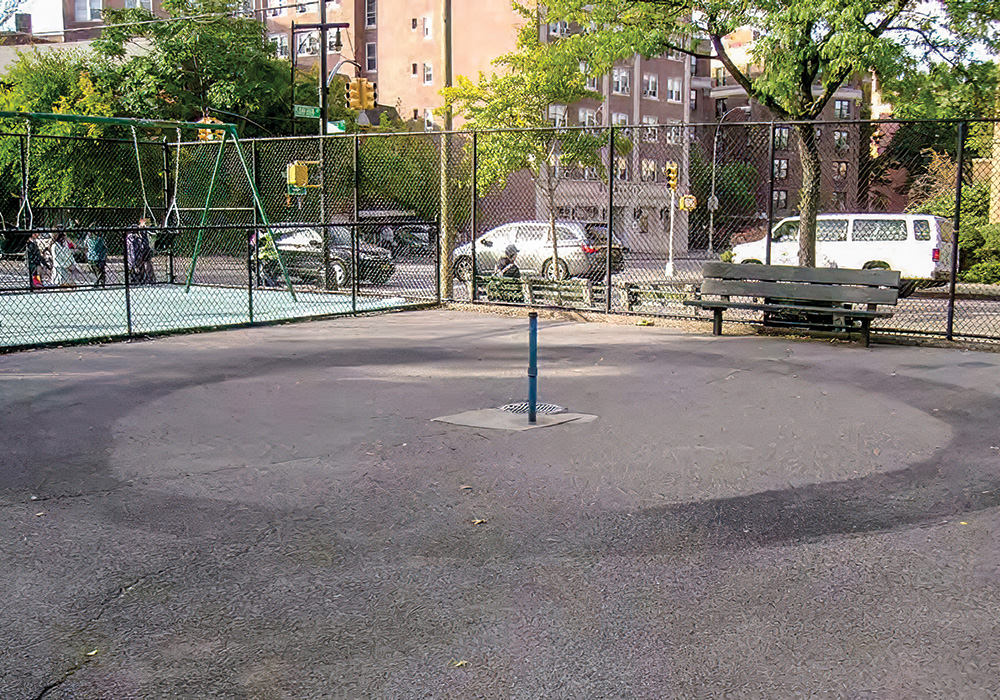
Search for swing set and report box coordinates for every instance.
[1,111,296,299]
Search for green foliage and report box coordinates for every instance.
[442,5,607,197]
[911,179,1000,278]
[546,0,1000,265]
[92,0,291,136]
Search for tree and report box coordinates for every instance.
[547,0,1000,266]
[92,0,292,137]
[1,0,25,28]
[442,3,614,279]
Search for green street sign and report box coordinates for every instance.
[287,184,308,196]
[329,120,346,133]
[294,104,321,119]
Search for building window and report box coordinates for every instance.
[366,0,376,27]
[641,159,658,182]
[666,48,683,61]
[666,78,682,102]
[75,0,102,21]
[834,130,849,154]
[548,104,567,127]
[582,166,598,181]
[642,115,658,142]
[773,158,788,180]
[269,34,289,59]
[691,57,698,76]
[411,63,418,76]
[578,107,598,127]
[615,156,628,181]
[124,0,153,8]
[423,109,434,131]
[296,2,317,14]
[774,126,790,150]
[328,31,341,52]
[642,73,658,99]
[773,190,788,209]
[834,161,848,180]
[580,62,598,91]
[832,191,848,211]
[612,68,630,95]
[612,112,628,126]
[834,99,851,119]
[366,43,377,71]
[411,18,417,30]
[422,62,433,84]
[549,21,569,37]
[297,32,319,56]
[265,0,284,16]
[689,89,697,111]
[665,124,683,145]
[422,16,432,39]
[715,99,727,118]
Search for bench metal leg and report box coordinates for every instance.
[861,318,871,347]
[713,309,723,336]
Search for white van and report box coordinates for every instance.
[731,214,953,295]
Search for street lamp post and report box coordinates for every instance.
[708,105,751,255]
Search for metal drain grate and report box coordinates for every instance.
[499,402,566,415]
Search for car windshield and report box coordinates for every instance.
[327,227,352,246]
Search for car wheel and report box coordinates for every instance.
[326,258,351,289]
[454,256,473,282]
[369,268,392,285]
[740,259,764,265]
[542,258,570,280]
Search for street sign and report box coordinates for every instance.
[294,104,321,119]
[328,120,346,133]
[287,185,308,196]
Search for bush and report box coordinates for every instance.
[720,249,734,263]
[962,261,1000,285]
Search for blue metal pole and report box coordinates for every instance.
[528,311,538,423]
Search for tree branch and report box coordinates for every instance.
[711,34,789,119]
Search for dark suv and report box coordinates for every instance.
[261,226,394,288]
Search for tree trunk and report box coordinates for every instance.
[794,123,821,267]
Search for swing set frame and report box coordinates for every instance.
[0,110,297,299]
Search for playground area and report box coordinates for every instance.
[0,284,407,348]
[3,308,1000,697]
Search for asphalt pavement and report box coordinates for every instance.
[2,309,1000,698]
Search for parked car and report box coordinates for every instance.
[452,220,625,281]
[377,223,435,257]
[263,226,394,288]
[730,213,954,297]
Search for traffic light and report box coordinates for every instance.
[360,80,378,109]
[345,79,362,110]
[665,161,678,190]
[196,116,224,141]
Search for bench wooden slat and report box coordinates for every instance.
[702,262,900,288]
[700,278,900,306]
[683,299,893,319]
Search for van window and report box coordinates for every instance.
[938,218,954,242]
[853,219,907,242]
[772,220,797,242]
[913,219,931,241]
[817,219,848,241]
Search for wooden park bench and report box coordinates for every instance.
[474,276,606,308]
[683,262,900,347]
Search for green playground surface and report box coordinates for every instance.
[0,284,410,348]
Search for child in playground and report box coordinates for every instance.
[48,228,88,286]
[86,229,108,287]
[25,230,50,290]
[126,218,156,285]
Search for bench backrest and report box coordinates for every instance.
[701,262,900,306]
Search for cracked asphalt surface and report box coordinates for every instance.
[2,309,1000,699]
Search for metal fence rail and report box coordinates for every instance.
[1,118,999,349]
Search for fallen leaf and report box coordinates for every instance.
[960,522,968,525]
[448,659,468,668]
[460,485,473,490]
[35,512,45,517]
[86,649,98,656]
[471,519,487,525]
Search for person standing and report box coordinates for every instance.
[126,218,155,285]
[48,229,85,286]
[494,244,521,278]
[25,230,50,290]
[86,229,108,287]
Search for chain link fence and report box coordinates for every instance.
[2,119,999,350]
